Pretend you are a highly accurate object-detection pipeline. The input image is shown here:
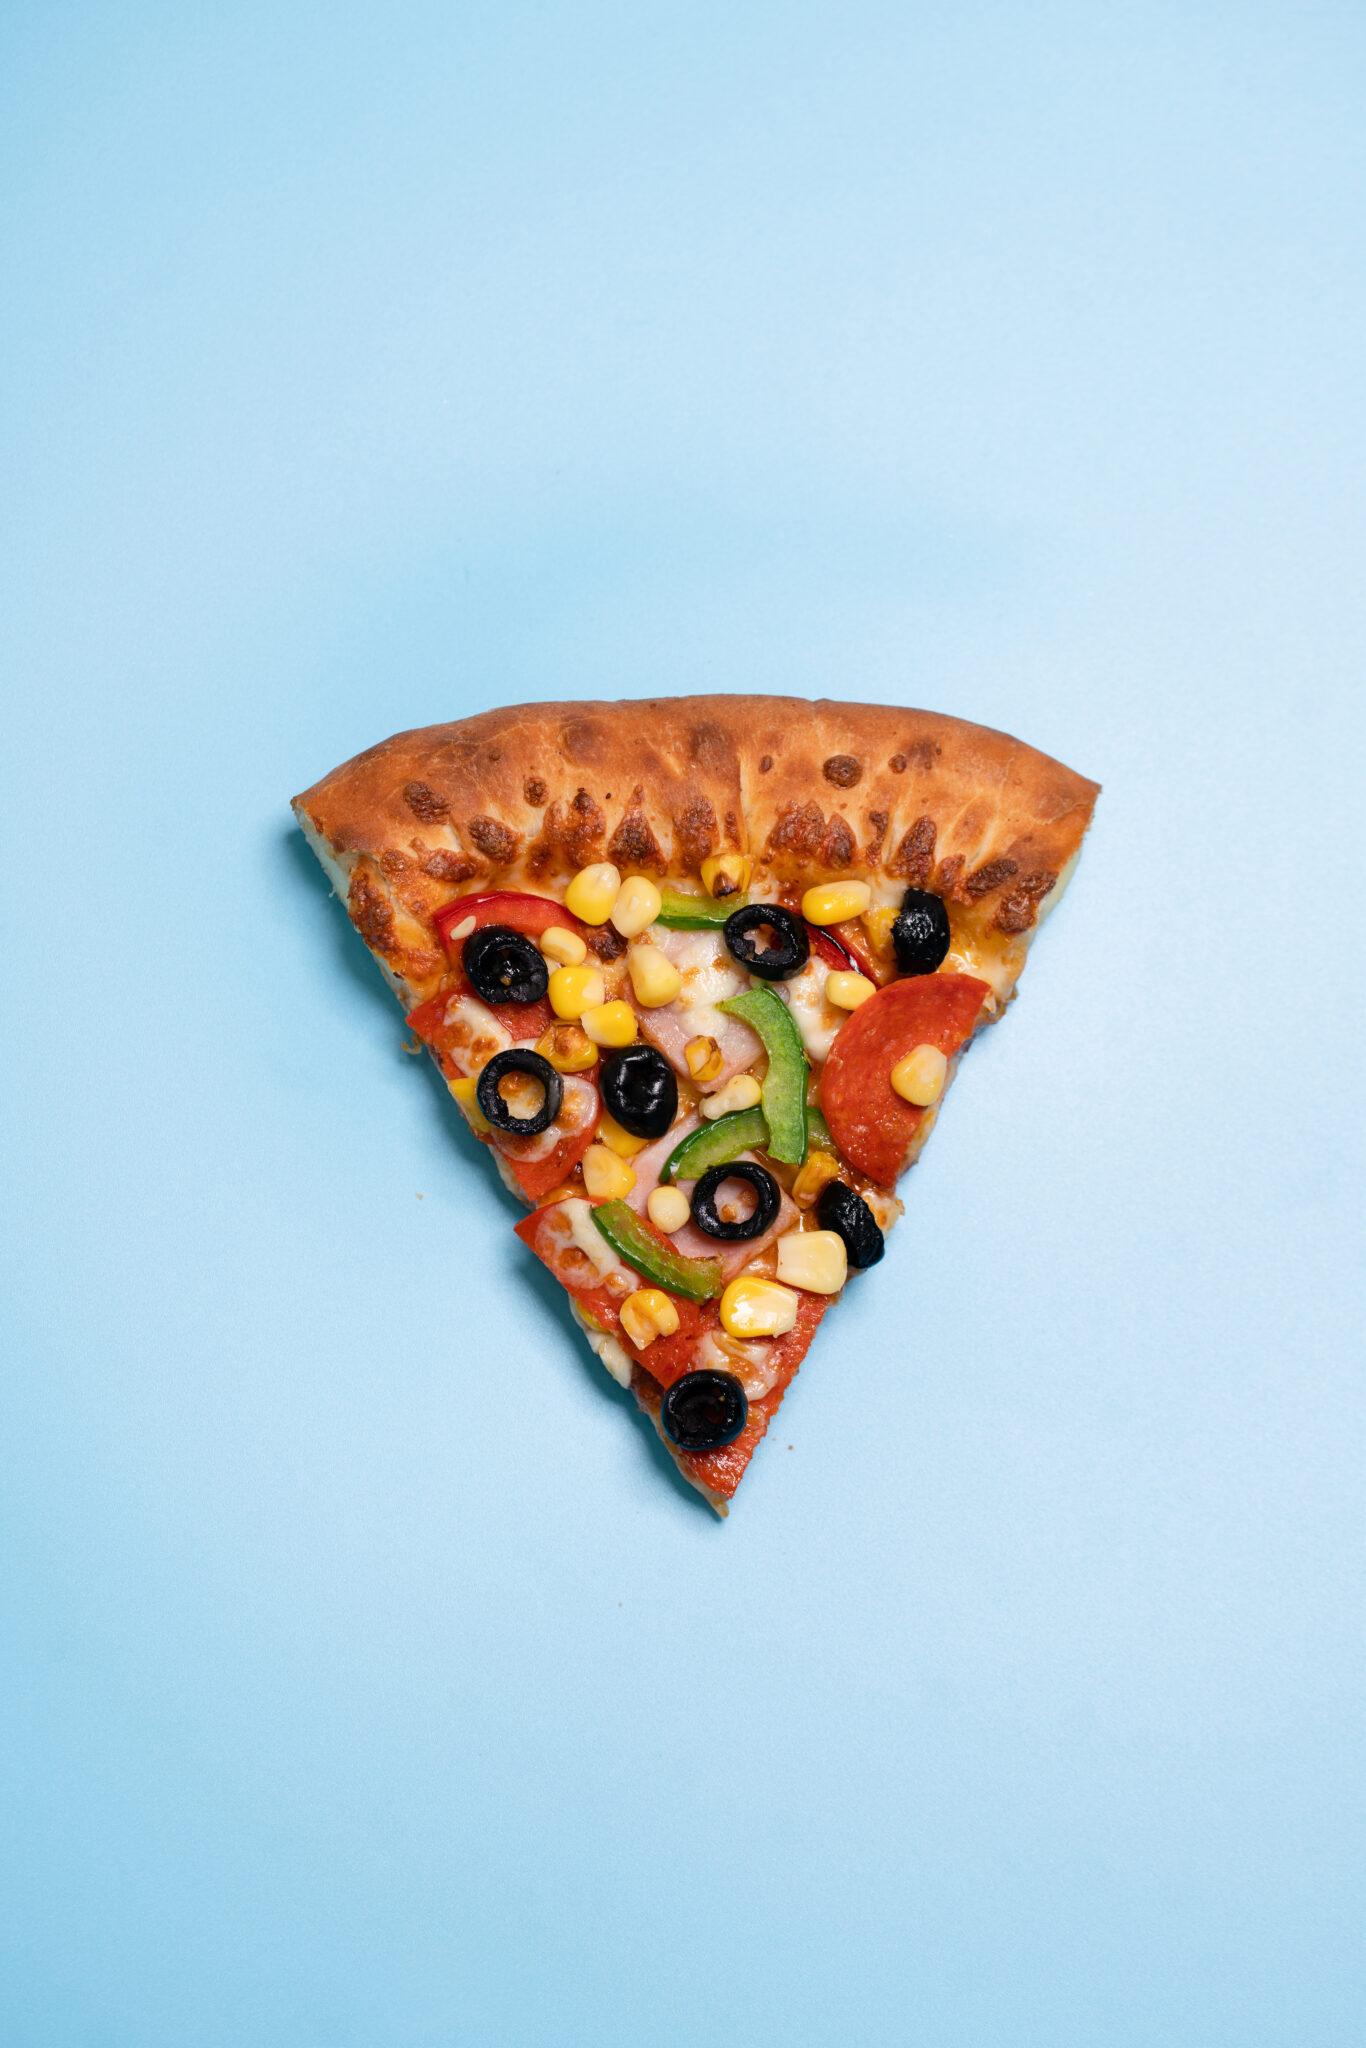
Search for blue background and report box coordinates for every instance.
[3,4,1364,2042]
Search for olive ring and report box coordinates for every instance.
[689,1161,782,1242]
[660,1370,749,1452]
[462,925,550,1007]
[891,889,951,978]
[475,1048,563,1136]
[722,903,810,981]
[601,1044,678,1141]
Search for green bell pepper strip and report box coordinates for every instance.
[654,887,747,930]
[660,1107,770,1184]
[805,1107,836,1152]
[717,986,809,1164]
[590,1200,724,1303]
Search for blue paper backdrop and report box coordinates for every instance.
[3,4,1364,2043]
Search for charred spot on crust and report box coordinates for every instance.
[822,754,862,788]
[724,810,738,844]
[403,780,448,823]
[889,754,908,773]
[965,855,1019,898]
[379,849,412,878]
[689,721,733,774]
[530,787,607,874]
[934,854,966,897]
[524,775,548,807]
[864,810,890,863]
[468,815,521,864]
[759,754,773,773]
[588,926,627,961]
[764,801,825,863]
[608,791,666,873]
[820,814,856,867]
[993,869,1058,935]
[673,796,719,867]
[908,738,941,769]
[349,868,395,952]
[885,815,937,883]
[420,849,481,884]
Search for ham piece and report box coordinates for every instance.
[631,928,762,1093]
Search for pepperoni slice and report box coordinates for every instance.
[819,972,990,1186]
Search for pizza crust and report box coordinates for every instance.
[292,696,1099,1006]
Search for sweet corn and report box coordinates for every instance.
[720,1277,800,1340]
[581,1000,638,1048]
[581,1144,637,1201]
[685,1035,724,1084]
[891,1042,948,1106]
[801,880,873,925]
[700,1072,763,1120]
[535,1021,598,1073]
[448,1074,491,1134]
[863,905,898,964]
[563,861,621,925]
[610,874,662,938]
[619,1288,681,1349]
[548,964,606,1019]
[646,1185,692,1234]
[775,1228,848,1295]
[627,943,683,1008]
[597,1108,648,1158]
[791,1148,841,1208]
[540,924,587,967]
[701,853,751,900]
[825,969,875,1010]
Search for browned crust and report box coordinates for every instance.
[293,696,1099,998]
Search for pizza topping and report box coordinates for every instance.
[582,1144,637,1201]
[719,1278,799,1341]
[534,1020,598,1072]
[582,1000,639,1048]
[716,985,809,1163]
[890,1043,948,1106]
[609,874,662,938]
[655,886,741,930]
[539,924,587,966]
[564,861,621,925]
[690,1161,782,1243]
[819,972,989,1185]
[661,1107,768,1185]
[589,1201,724,1302]
[548,964,606,1019]
[700,1073,763,1121]
[825,969,875,1010]
[447,1074,492,1135]
[600,1044,678,1141]
[790,1147,842,1209]
[684,1035,724,1083]
[891,888,951,976]
[660,1370,748,1452]
[774,1228,848,1295]
[619,1288,681,1349]
[800,880,872,925]
[814,1180,886,1268]
[625,944,683,1007]
[435,888,585,957]
[722,902,810,981]
[700,853,751,899]
[646,1185,692,1233]
[461,926,550,1008]
[476,1048,564,1136]
[596,1108,649,1158]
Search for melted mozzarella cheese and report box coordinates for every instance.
[440,994,513,1076]
[571,1302,634,1389]
[779,958,843,1064]
[560,1198,637,1292]
[658,929,749,1041]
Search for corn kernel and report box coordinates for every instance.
[548,964,606,1019]
[610,874,662,938]
[535,1021,598,1073]
[700,1072,763,1120]
[646,1185,692,1234]
[597,1108,647,1158]
[448,1075,491,1134]
[863,905,898,964]
[802,880,873,926]
[685,1035,724,1084]
[581,1144,637,1201]
[891,1043,948,1106]
[825,969,875,1010]
[775,1228,848,1295]
[540,924,587,966]
[627,943,683,1008]
[701,853,751,900]
[791,1149,841,1208]
[563,861,621,925]
[720,1277,800,1340]
[582,1000,639,1048]
[619,1287,681,1349]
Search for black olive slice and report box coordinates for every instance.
[815,1179,885,1269]
[723,903,810,981]
[690,1161,782,1242]
[891,889,951,977]
[462,925,550,1006]
[660,1370,748,1452]
[475,1048,563,1136]
[601,1044,678,1140]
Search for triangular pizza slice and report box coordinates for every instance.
[293,696,1098,1512]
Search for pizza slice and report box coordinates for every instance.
[293,695,1098,1513]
